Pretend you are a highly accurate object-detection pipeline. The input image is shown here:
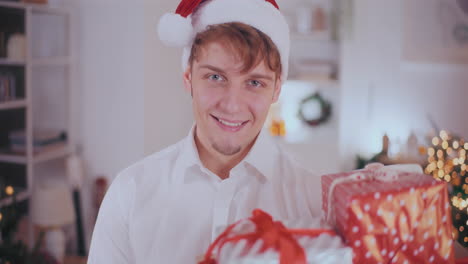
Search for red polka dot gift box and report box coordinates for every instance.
[321,163,455,264]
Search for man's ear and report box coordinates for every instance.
[183,67,192,94]
[272,78,282,103]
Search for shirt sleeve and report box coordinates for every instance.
[88,172,135,263]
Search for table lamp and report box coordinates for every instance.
[31,183,75,263]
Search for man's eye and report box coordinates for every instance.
[249,80,263,87]
[208,74,223,81]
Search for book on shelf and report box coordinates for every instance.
[0,31,5,58]
[10,141,67,154]
[0,71,17,102]
[8,130,67,154]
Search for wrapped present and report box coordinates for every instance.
[198,209,352,264]
[322,163,455,264]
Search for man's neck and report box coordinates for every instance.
[194,129,256,180]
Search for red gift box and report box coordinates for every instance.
[198,209,336,264]
[322,165,455,264]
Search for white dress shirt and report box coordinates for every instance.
[87,127,322,264]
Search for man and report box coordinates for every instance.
[88,0,321,262]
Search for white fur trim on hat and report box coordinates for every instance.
[158,13,194,47]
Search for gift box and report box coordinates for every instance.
[322,164,455,264]
[198,209,352,264]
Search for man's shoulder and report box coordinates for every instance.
[114,138,186,184]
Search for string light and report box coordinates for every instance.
[440,130,449,141]
[437,150,444,159]
[448,148,454,155]
[438,170,445,178]
[454,141,460,149]
[428,148,435,156]
[5,186,14,196]
[437,160,444,169]
[433,137,440,146]
[442,141,449,150]
[461,149,467,157]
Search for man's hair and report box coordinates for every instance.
[188,22,282,79]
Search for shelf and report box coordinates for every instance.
[0,143,71,164]
[0,57,71,66]
[31,56,71,67]
[289,76,340,88]
[0,151,27,164]
[30,4,70,16]
[0,190,30,208]
[0,99,28,110]
[0,58,26,66]
[0,0,25,9]
[0,1,70,16]
[0,0,74,248]
[291,31,332,42]
[33,143,70,164]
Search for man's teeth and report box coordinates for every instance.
[218,119,243,127]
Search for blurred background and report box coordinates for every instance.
[0,0,467,262]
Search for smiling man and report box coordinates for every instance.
[87,0,321,263]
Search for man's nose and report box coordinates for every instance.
[219,84,244,113]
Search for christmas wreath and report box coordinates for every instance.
[297,92,332,127]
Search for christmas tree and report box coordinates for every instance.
[423,130,468,247]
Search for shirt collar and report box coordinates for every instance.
[174,125,279,183]
[240,128,278,180]
[179,125,204,169]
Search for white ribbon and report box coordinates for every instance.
[325,163,423,226]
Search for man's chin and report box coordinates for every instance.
[212,143,242,156]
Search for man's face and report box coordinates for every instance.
[183,41,281,156]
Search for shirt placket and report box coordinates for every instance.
[211,178,237,241]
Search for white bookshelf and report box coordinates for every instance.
[0,143,71,164]
[0,190,30,208]
[0,0,75,248]
[0,0,69,14]
[0,58,26,66]
[0,99,27,110]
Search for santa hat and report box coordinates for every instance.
[157,0,290,81]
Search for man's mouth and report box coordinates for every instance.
[211,115,249,131]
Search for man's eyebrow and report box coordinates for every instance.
[198,64,227,74]
[198,65,274,81]
[248,73,274,81]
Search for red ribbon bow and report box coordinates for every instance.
[198,209,335,264]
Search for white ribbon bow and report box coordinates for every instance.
[325,163,423,226]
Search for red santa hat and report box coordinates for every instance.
[157,0,290,81]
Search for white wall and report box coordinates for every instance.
[143,0,193,155]
[339,0,468,170]
[78,0,145,248]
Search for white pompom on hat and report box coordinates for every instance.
[157,0,290,81]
